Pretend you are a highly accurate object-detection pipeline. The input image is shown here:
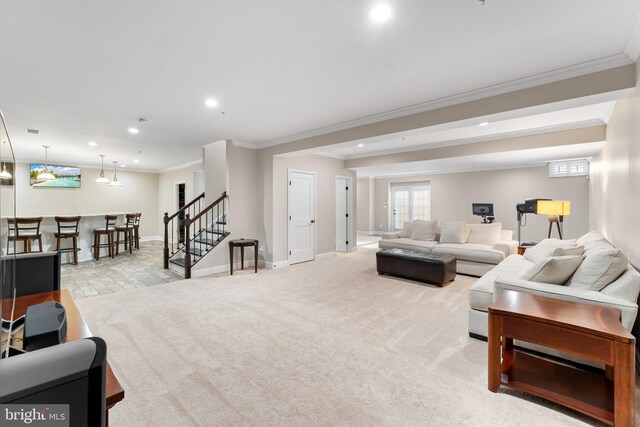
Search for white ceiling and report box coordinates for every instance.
[0,1,639,171]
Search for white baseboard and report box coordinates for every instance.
[316,251,336,260]
[141,236,162,242]
[192,259,261,278]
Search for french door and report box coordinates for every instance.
[391,184,431,230]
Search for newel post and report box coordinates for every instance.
[163,212,169,269]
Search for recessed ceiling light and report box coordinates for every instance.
[358,143,364,147]
[205,98,219,108]
[370,4,392,23]
[120,164,126,168]
[128,127,139,134]
[88,141,98,146]
[133,159,140,163]
[479,122,489,126]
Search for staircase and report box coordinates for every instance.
[163,192,229,279]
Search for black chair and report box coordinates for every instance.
[54,216,81,265]
[0,337,107,427]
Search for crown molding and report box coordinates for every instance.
[362,163,550,179]
[158,159,202,173]
[255,54,632,150]
[232,140,259,149]
[625,13,640,62]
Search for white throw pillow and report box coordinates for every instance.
[411,220,437,241]
[439,221,466,244]
[398,221,412,238]
[523,239,577,263]
[553,246,585,257]
[601,269,640,302]
[520,255,585,285]
[567,248,629,291]
[575,231,607,247]
[466,223,502,245]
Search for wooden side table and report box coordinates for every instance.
[517,246,527,256]
[488,290,635,426]
[228,238,258,275]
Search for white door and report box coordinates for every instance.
[391,187,411,230]
[288,171,315,264]
[335,177,351,252]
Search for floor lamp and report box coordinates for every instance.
[536,200,571,239]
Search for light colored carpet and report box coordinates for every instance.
[76,247,639,426]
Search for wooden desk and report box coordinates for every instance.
[488,290,635,426]
[1,290,125,414]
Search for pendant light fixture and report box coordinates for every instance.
[95,154,110,183]
[0,141,11,179]
[37,145,55,181]
[109,161,122,186]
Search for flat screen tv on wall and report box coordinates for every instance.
[30,164,81,188]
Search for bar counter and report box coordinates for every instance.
[1,213,133,262]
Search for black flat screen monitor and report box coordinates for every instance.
[1,252,61,298]
[472,203,494,217]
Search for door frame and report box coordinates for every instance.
[389,183,431,231]
[287,169,317,264]
[335,175,353,253]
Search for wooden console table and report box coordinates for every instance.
[488,290,635,426]
[1,290,125,423]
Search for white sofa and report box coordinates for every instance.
[468,231,640,366]
[378,221,518,277]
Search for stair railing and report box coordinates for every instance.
[163,192,205,269]
[183,192,228,278]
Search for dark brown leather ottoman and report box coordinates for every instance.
[376,249,456,287]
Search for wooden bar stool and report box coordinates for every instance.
[93,215,117,260]
[115,214,136,255]
[7,217,43,254]
[54,216,81,265]
[133,212,142,250]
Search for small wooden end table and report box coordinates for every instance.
[228,238,258,275]
[488,290,635,426]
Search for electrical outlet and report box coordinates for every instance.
[259,245,264,253]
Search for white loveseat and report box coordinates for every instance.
[378,221,518,276]
[468,231,640,366]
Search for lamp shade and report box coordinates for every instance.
[536,200,571,216]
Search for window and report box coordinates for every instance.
[390,183,431,230]
[548,159,589,177]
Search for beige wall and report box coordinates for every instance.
[193,142,259,274]
[590,61,640,268]
[203,140,227,205]
[9,163,159,237]
[157,162,202,236]
[271,154,357,264]
[356,177,374,233]
[371,166,589,243]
